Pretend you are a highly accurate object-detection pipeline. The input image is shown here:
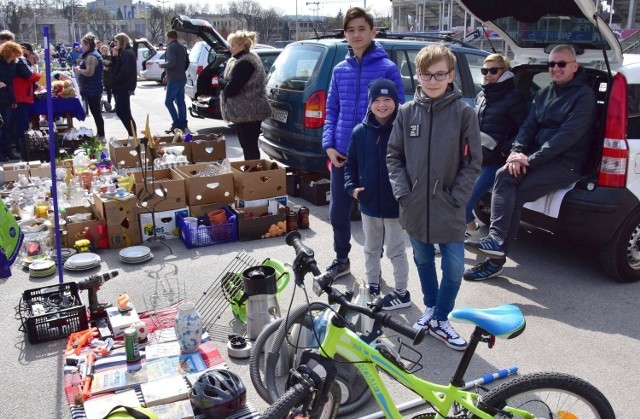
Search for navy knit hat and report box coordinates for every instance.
[73,42,80,48]
[368,78,399,109]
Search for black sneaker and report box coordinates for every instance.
[368,283,380,299]
[463,259,504,281]
[464,235,505,258]
[164,125,177,134]
[381,290,411,311]
[327,259,350,280]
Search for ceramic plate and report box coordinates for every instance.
[64,261,101,271]
[29,259,55,271]
[65,253,101,268]
[119,246,151,259]
[120,253,154,264]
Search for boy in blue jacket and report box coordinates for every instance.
[345,78,410,310]
[322,7,404,280]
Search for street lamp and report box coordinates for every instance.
[158,0,168,32]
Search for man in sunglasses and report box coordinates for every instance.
[464,44,596,278]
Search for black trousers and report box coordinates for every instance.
[86,96,105,137]
[114,91,136,136]
[235,121,262,160]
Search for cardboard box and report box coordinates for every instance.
[189,134,226,163]
[139,207,188,241]
[106,306,141,339]
[132,168,187,212]
[173,164,235,206]
[234,201,287,241]
[108,138,149,169]
[230,159,286,200]
[93,194,142,249]
[63,205,108,249]
[300,175,331,206]
[286,172,302,197]
[29,163,53,178]
[155,135,192,164]
[237,195,287,209]
[1,163,29,183]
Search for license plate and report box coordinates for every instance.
[271,108,288,123]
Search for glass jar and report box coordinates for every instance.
[297,206,310,229]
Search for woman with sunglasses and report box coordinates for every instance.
[464,54,527,242]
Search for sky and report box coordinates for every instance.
[207,0,392,18]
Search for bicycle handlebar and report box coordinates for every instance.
[286,231,426,346]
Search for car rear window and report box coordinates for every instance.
[267,45,324,91]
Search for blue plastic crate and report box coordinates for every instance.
[177,207,237,248]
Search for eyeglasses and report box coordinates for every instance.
[417,70,451,81]
[547,61,576,68]
[480,67,503,75]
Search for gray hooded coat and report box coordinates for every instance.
[387,85,482,243]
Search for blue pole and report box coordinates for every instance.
[44,26,64,283]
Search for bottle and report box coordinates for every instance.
[297,206,310,229]
[286,210,298,232]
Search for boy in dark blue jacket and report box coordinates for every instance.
[345,78,410,310]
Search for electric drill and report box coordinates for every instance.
[78,270,119,316]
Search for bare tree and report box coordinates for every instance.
[147,6,163,44]
[86,8,111,44]
[1,1,27,34]
[228,0,262,31]
[254,8,281,43]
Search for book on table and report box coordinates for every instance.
[140,375,190,407]
[90,363,148,395]
[147,399,195,418]
[145,352,207,381]
[83,389,140,419]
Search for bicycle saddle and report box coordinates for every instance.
[449,304,526,339]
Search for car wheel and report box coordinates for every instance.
[473,191,492,225]
[600,207,640,282]
[159,71,166,85]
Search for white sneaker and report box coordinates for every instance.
[412,307,434,330]
[428,319,468,351]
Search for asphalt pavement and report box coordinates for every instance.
[2,81,639,418]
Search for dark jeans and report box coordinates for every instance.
[235,121,262,160]
[86,96,105,137]
[104,85,112,105]
[329,164,352,260]
[0,106,14,157]
[489,160,580,254]
[114,91,136,136]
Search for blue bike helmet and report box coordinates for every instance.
[190,369,247,418]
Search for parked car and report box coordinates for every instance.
[258,34,489,174]
[140,51,166,83]
[171,15,283,119]
[132,38,157,77]
[452,0,640,283]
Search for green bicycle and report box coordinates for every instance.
[258,231,615,419]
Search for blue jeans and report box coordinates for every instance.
[465,163,501,224]
[409,238,464,321]
[165,81,187,129]
[329,164,352,260]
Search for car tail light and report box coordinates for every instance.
[598,73,629,188]
[196,65,203,76]
[211,76,219,87]
[304,90,326,129]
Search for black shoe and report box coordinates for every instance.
[164,126,176,134]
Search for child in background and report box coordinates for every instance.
[386,45,481,350]
[345,78,410,310]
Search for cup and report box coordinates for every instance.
[208,209,227,225]
[116,187,126,197]
[183,216,198,228]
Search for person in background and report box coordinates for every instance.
[387,45,481,351]
[159,30,188,134]
[13,43,42,160]
[463,54,527,248]
[100,43,113,112]
[157,43,164,51]
[68,41,82,66]
[322,7,405,280]
[74,32,105,139]
[110,33,137,137]
[220,30,271,160]
[0,30,15,45]
[344,78,410,309]
[464,44,596,278]
[0,42,23,161]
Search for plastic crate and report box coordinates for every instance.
[178,207,237,249]
[19,282,88,344]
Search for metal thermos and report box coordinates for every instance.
[240,265,281,340]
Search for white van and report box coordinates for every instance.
[459,0,640,282]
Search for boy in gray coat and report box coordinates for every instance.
[387,45,481,351]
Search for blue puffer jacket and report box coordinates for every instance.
[322,42,404,155]
[77,49,104,98]
[344,109,399,218]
